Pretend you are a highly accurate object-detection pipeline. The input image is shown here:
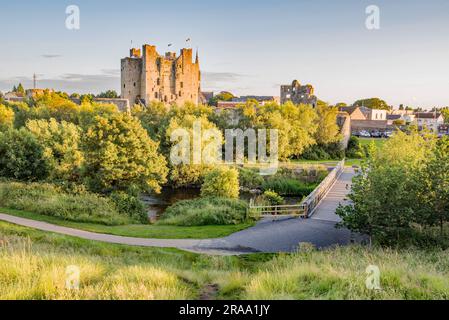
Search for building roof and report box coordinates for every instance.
[387,114,402,120]
[338,106,359,115]
[415,112,442,119]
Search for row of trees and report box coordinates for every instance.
[1,91,344,196]
[337,131,449,248]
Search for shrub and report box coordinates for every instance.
[262,177,317,197]
[0,104,14,131]
[238,167,264,189]
[346,136,365,158]
[0,129,49,181]
[0,181,131,225]
[158,197,249,226]
[201,166,239,199]
[263,190,284,205]
[110,191,147,223]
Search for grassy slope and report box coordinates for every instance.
[0,208,254,239]
[1,221,448,300]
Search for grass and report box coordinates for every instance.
[262,177,318,197]
[0,208,254,239]
[159,197,250,226]
[359,137,387,149]
[1,221,449,300]
[0,181,131,225]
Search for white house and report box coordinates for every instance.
[414,112,445,132]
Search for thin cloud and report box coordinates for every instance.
[41,54,63,59]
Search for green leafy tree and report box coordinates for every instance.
[314,103,341,145]
[337,131,436,245]
[353,98,390,110]
[26,119,83,182]
[82,113,168,193]
[97,90,119,99]
[16,83,25,95]
[441,108,449,124]
[0,104,14,131]
[0,128,49,181]
[201,166,239,199]
[208,91,235,106]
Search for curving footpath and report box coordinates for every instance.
[0,168,358,255]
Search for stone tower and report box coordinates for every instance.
[121,44,201,105]
[280,80,317,107]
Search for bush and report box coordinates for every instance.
[263,190,284,205]
[238,167,264,190]
[302,143,344,160]
[262,177,317,197]
[110,191,147,223]
[0,181,132,225]
[158,197,249,226]
[201,166,239,199]
[346,136,365,159]
[0,129,49,181]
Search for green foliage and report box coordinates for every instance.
[441,107,449,124]
[16,83,25,95]
[314,103,341,145]
[238,167,264,190]
[82,113,168,194]
[110,191,147,223]
[97,90,118,99]
[201,166,240,199]
[0,129,49,181]
[345,136,366,159]
[302,142,345,160]
[26,119,83,182]
[159,197,249,226]
[262,190,284,205]
[208,91,235,106]
[353,97,390,110]
[262,177,317,197]
[0,104,14,131]
[0,181,131,225]
[337,131,449,248]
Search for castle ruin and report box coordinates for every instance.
[121,44,201,105]
[280,80,317,107]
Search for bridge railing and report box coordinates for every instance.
[248,159,345,219]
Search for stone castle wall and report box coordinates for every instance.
[121,44,201,106]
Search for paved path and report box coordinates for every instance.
[0,168,357,255]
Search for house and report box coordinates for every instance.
[359,106,387,120]
[414,112,445,132]
[338,106,367,120]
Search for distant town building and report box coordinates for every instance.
[121,44,201,106]
[280,80,317,107]
[414,112,444,132]
[231,96,280,105]
[200,91,214,104]
[358,106,387,121]
[26,88,54,98]
[338,106,367,120]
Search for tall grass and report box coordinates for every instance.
[0,181,131,225]
[158,197,249,226]
[1,222,449,300]
[261,177,317,197]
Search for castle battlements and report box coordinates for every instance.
[121,44,201,106]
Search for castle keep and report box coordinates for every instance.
[280,80,317,107]
[121,44,201,105]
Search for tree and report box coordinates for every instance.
[201,166,239,199]
[337,131,436,246]
[0,128,49,181]
[16,83,25,95]
[353,98,390,110]
[0,104,14,131]
[314,103,341,145]
[441,108,449,124]
[335,102,348,108]
[82,113,168,193]
[97,90,118,99]
[26,119,83,182]
[208,91,235,106]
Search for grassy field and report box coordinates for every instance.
[1,221,449,300]
[0,208,254,239]
[359,137,387,148]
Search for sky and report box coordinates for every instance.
[0,0,448,108]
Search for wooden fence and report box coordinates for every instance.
[248,159,345,219]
